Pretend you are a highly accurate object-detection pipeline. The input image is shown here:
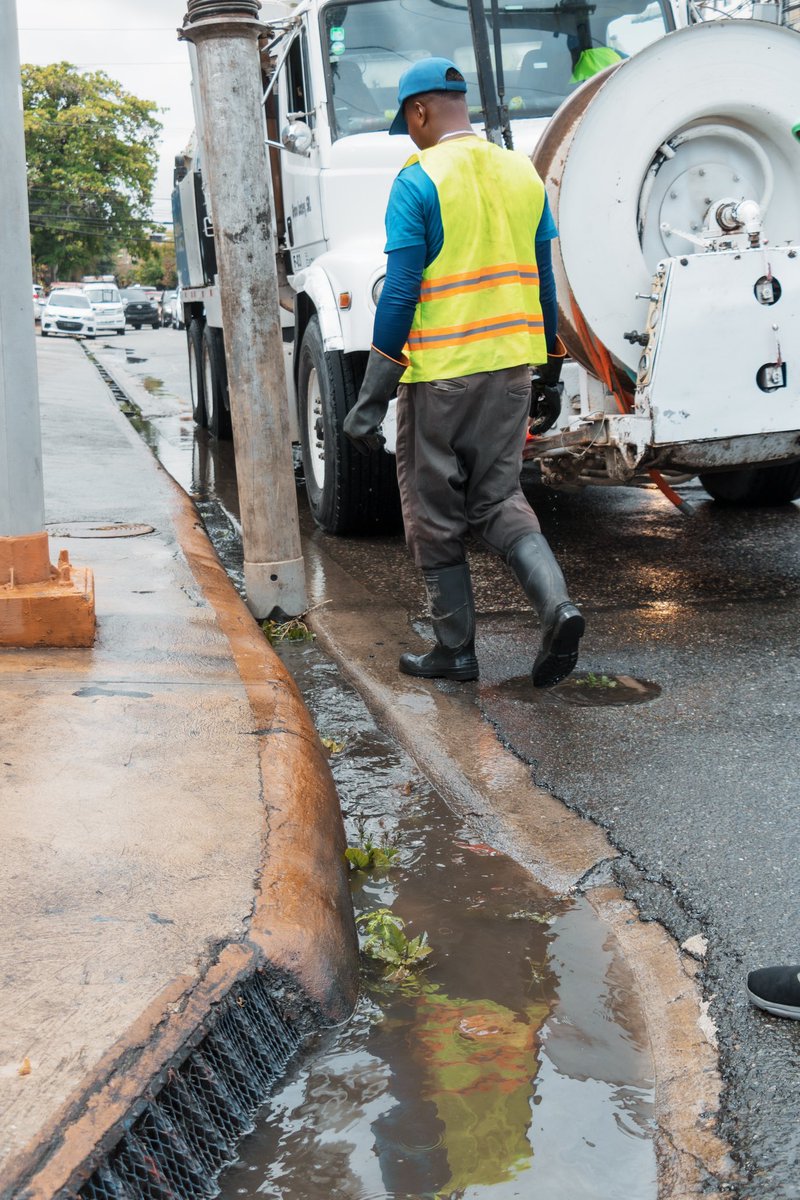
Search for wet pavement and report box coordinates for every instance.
[89,329,800,1197]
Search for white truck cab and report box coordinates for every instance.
[174,0,800,531]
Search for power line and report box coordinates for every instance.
[54,61,187,67]
[18,27,182,32]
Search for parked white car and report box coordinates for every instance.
[167,287,184,330]
[40,290,97,339]
[82,283,126,335]
[33,284,43,322]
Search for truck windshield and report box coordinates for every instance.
[322,0,667,139]
[85,288,120,304]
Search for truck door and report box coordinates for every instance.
[278,28,326,272]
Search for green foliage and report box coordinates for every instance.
[345,840,399,871]
[357,908,432,978]
[346,844,398,870]
[320,736,346,755]
[574,672,618,689]
[136,238,178,289]
[22,62,162,280]
[345,815,399,871]
[262,617,315,645]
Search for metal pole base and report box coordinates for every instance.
[244,556,307,621]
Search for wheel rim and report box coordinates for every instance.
[305,366,326,490]
[203,343,215,424]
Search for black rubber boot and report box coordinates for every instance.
[399,563,479,681]
[507,533,585,688]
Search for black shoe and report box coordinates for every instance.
[532,602,585,688]
[400,646,479,681]
[747,965,800,1019]
[400,562,478,682]
[507,534,585,688]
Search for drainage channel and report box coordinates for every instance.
[85,345,658,1199]
[218,639,657,1200]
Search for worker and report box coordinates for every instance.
[343,58,584,687]
[567,34,625,83]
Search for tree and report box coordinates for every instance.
[136,237,178,289]
[22,62,162,281]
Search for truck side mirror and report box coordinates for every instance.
[281,119,313,156]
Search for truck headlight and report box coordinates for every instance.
[371,276,385,306]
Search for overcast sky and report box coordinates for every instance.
[16,0,195,225]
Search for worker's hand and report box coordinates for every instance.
[529,335,567,435]
[348,427,385,456]
[344,347,407,456]
[529,381,562,435]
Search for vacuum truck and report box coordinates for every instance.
[173,0,800,532]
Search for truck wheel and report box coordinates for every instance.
[700,464,800,506]
[202,325,232,440]
[187,319,206,428]
[297,316,402,535]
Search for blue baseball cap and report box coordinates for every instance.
[389,57,467,136]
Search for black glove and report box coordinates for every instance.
[344,347,407,455]
[529,334,567,436]
[529,381,563,435]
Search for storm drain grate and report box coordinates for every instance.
[74,969,315,1200]
[83,349,135,409]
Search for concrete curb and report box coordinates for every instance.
[303,540,735,1199]
[4,436,358,1200]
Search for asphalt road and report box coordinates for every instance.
[96,327,800,1199]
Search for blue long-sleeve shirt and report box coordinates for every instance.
[373,155,559,362]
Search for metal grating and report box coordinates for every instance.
[74,968,314,1200]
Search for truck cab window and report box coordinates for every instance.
[286,32,315,126]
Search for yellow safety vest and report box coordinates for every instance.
[401,137,547,384]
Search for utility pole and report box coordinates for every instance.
[0,2,94,647]
[181,0,307,620]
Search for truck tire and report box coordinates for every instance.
[187,319,206,428]
[298,316,402,535]
[202,324,232,440]
[700,464,800,506]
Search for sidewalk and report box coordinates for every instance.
[0,339,356,1197]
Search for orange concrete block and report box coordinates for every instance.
[0,549,95,648]
[0,531,52,585]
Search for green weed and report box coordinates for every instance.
[574,672,618,689]
[262,617,315,645]
[357,908,432,980]
[345,816,399,871]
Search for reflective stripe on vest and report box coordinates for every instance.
[402,138,547,384]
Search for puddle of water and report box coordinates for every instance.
[555,674,662,707]
[483,674,662,709]
[218,644,657,1200]
[141,375,165,396]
